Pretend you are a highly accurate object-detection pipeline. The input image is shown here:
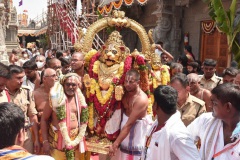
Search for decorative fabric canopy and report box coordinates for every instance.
[18,27,48,37]
[201,21,216,34]
[98,0,148,14]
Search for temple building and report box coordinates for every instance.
[0,0,18,64]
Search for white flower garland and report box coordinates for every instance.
[50,81,87,150]
[59,123,87,148]
[58,88,87,149]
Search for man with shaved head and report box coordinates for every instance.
[187,73,212,112]
[33,68,57,121]
[71,52,85,78]
[47,58,62,71]
[33,68,57,153]
[47,58,62,79]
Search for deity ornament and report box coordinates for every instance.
[149,53,170,90]
[115,85,124,101]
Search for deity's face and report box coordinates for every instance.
[152,60,161,70]
[101,44,123,67]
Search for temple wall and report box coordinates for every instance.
[122,0,238,61]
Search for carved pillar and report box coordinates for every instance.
[0,3,8,65]
[22,35,26,48]
[152,0,182,58]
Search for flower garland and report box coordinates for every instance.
[88,103,94,133]
[161,65,170,85]
[87,55,132,135]
[91,59,124,104]
[135,55,149,92]
[84,49,97,62]
[95,82,114,105]
[51,82,88,160]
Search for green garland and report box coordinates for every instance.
[80,107,89,123]
[65,149,74,160]
[56,105,66,120]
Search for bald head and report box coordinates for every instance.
[71,52,85,70]
[187,73,201,83]
[41,68,57,87]
[44,68,56,77]
[47,58,62,70]
[72,52,85,59]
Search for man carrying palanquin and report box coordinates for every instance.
[109,69,153,160]
[41,73,89,160]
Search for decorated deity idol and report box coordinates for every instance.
[84,30,149,137]
[79,10,153,153]
[82,31,151,154]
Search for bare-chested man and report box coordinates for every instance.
[41,73,88,160]
[34,68,57,121]
[109,69,152,160]
[187,73,212,112]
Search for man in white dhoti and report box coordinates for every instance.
[188,83,240,160]
[142,85,200,160]
[109,69,153,160]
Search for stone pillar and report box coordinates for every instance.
[152,0,182,58]
[0,3,9,65]
[22,35,26,48]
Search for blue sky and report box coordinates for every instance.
[12,0,47,20]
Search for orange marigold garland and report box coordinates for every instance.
[113,0,123,9]
[137,0,148,5]
[124,0,134,6]
[105,3,113,14]
[97,6,105,15]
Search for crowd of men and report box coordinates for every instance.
[0,46,240,160]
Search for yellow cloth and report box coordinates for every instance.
[51,149,91,160]
[48,124,90,160]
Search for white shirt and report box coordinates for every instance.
[143,112,200,160]
[187,113,240,160]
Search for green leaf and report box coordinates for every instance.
[215,8,227,23]
[212,0,222,10]
[229,0,237,26]
[218,22,229,33]
[209,7,217,20]
[96,10,103,19]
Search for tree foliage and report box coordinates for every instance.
[203,0,240,66]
